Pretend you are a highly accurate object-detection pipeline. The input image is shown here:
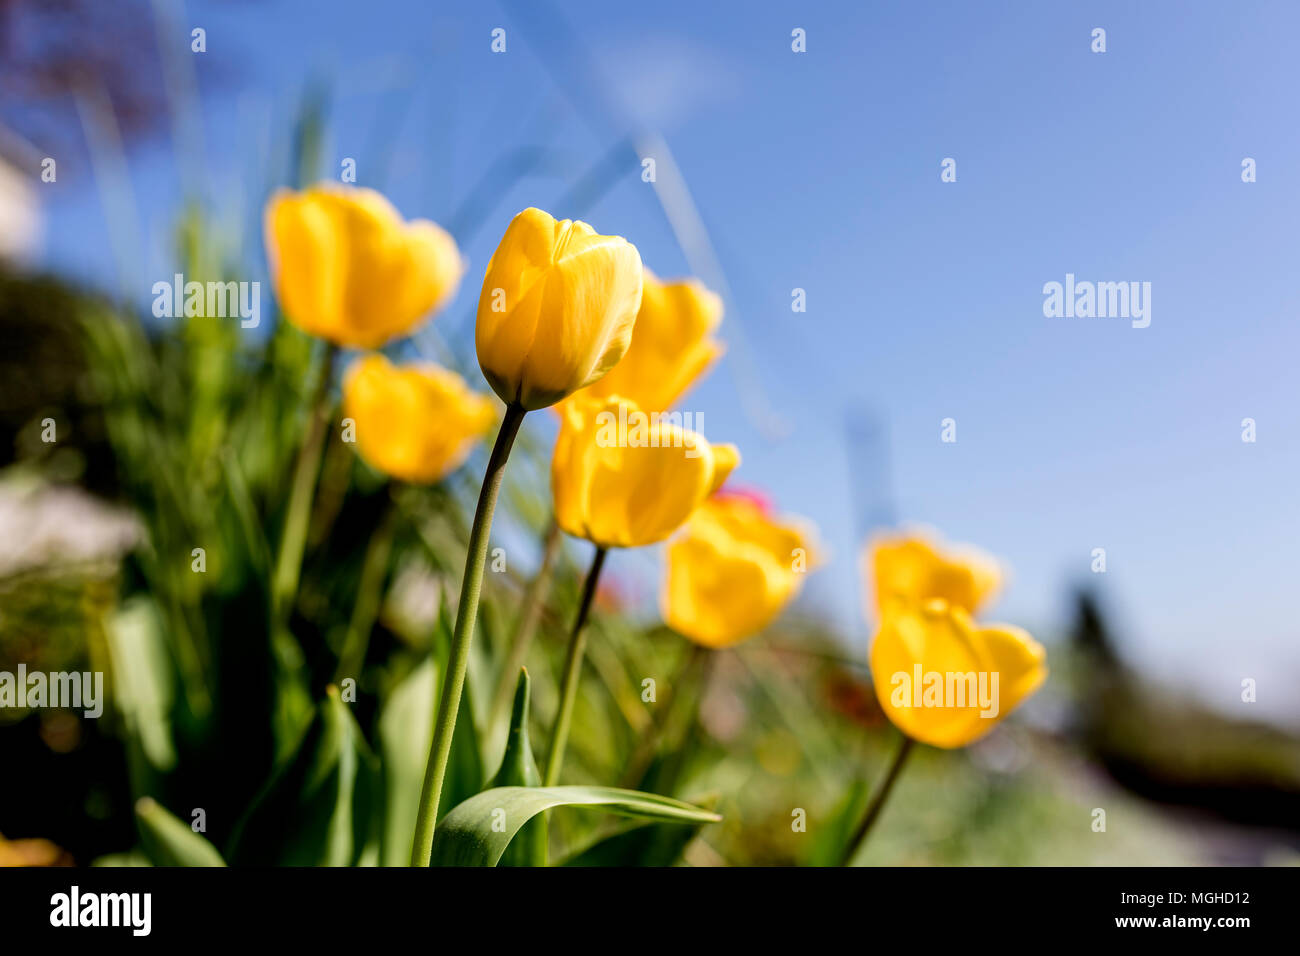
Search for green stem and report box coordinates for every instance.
[271,343,338,627]
[333,494,398,685]
[410,402,526,866]
[840,734,915,866]
[542,545,608,787]
[488,518,563,745]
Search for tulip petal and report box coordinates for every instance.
[972,623,1048,717]
[265,188,346,340]
[707,444,740,495]
[551,397,738,548]
[869,601,994,748]
[265,184,462,348]
[574,271,725,412]
[532,233,642,399]
[343,354,496,484]
[661,493,814,648]
[476,208,642,410]
[868,533,1001,619]
[662,533,789,648]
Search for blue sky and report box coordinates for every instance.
[34,0,1300,722]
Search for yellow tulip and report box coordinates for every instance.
[265,184,463,348]
[662,492,816,648]
[0,832,70,866]
[866,531,1001,618]
[568,269,723,413]
[551,395,739,548]
[475,208,643,410]
[869,598,1047,748]
[342,354,496,484]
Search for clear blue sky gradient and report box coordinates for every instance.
[36,1,1300,722]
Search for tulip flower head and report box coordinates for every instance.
[475,208,644,411]
[866,531,1001,620]
[265,184,463,349]
[551,395,739,548]
[342,354,496,484]
[662,491,818,648]
[869,598,1047,749]
[568,269,724,413]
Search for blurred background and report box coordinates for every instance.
[2,0,1298,866]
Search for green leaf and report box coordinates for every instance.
[561,794,719,867]
[430,786,721,867]
[227,686,380,866]
[135,798,226,867]
[486,669,545,867]
[377,657,436,867]
[91,851,151,867]
[807,776,872,867]
[104,597,177,778]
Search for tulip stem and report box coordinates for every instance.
[841,734,915,866]
[271,342,338,629]
[410,402,527,866]
[488,517,563,750]
[543,545,608,787]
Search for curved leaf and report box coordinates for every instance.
[135,798,226,867]
[562,794,720,867]
[430,786,721,867]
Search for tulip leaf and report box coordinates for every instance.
[135,798,226,867]
[377,657,436,867]
[561,793,719,867]
[485,668,545,867]
[227,685,380,866]
[429,786,722,867]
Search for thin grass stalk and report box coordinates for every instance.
[542,545,608,787]
[333,496,398,684]
[271,343,338,627]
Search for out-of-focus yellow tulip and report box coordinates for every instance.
[869,598,1047,748]
[567,270,723,413]
[865,531,1001,619]
[551,395,738,548]
[0,832,71,867]
[265,184,463,349]
[475,208,643,410]
[662,491,816,648]
[342,354,496,484]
